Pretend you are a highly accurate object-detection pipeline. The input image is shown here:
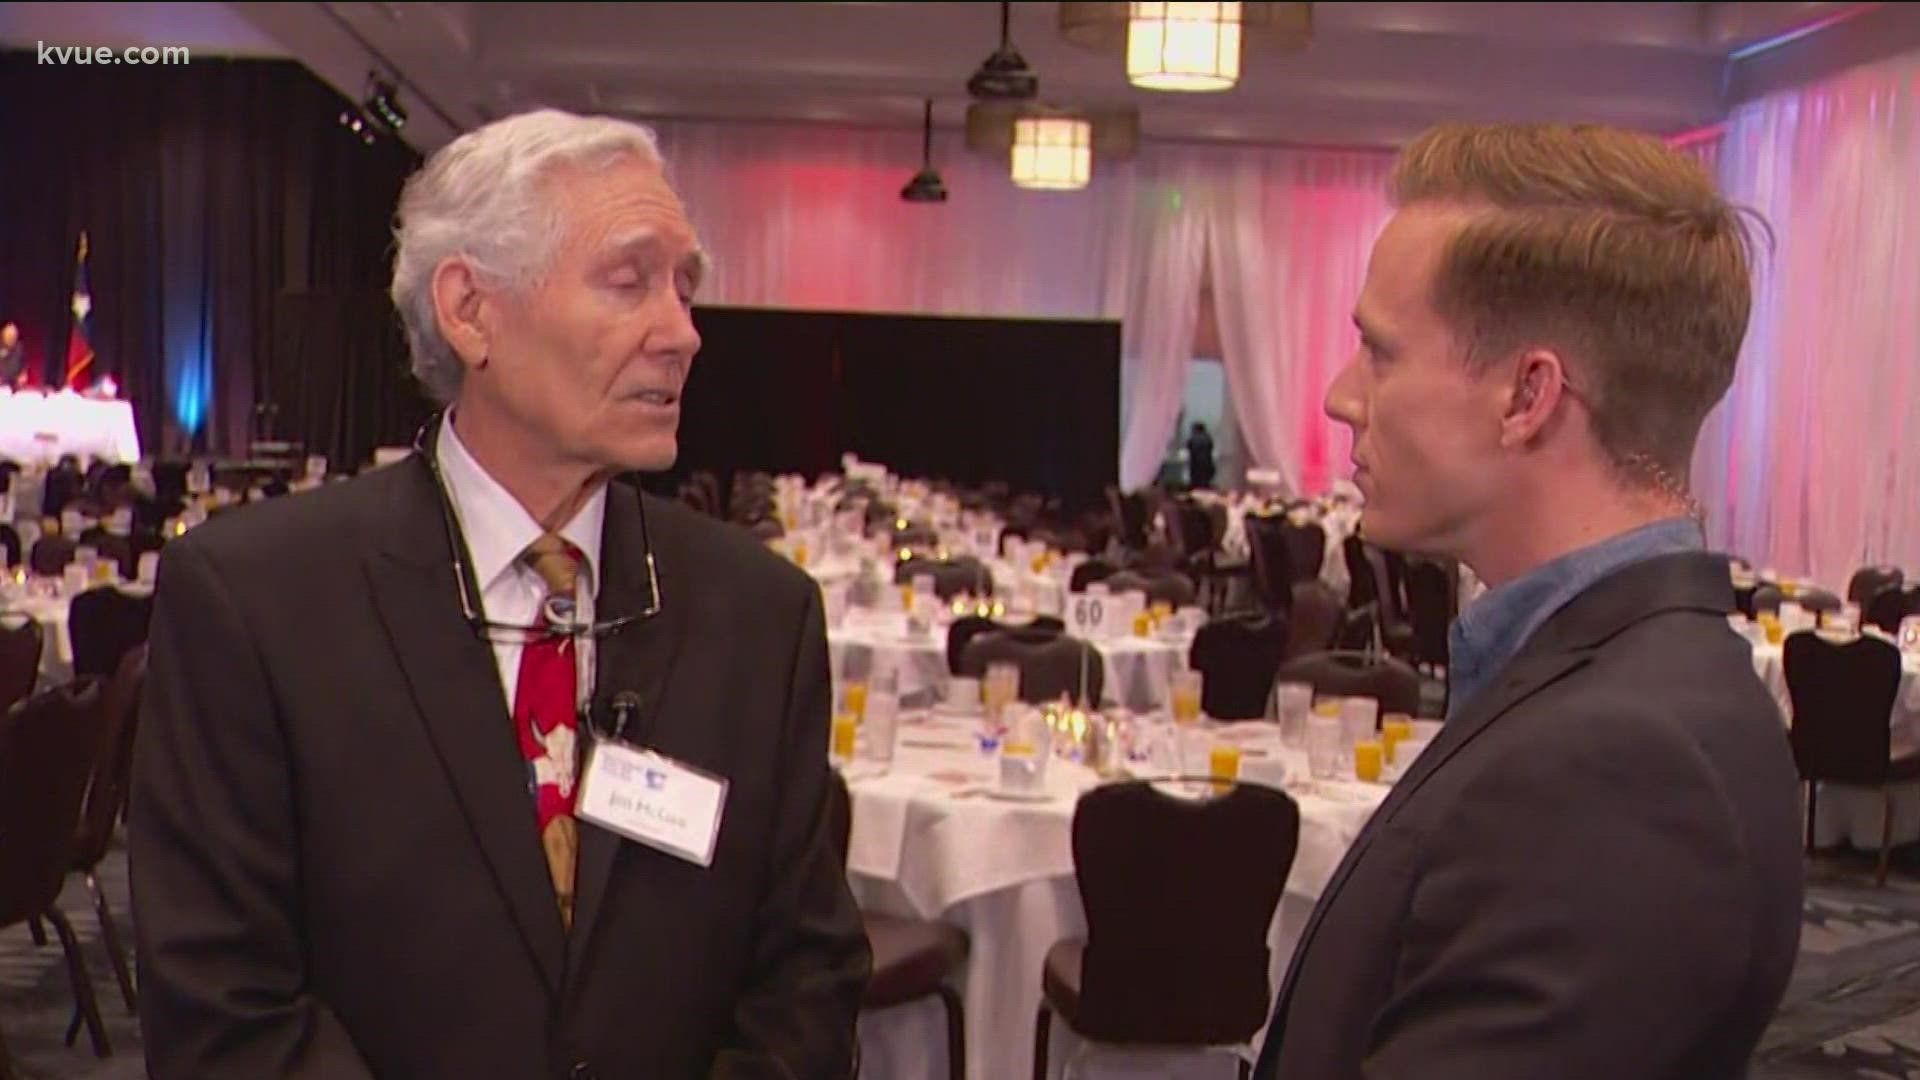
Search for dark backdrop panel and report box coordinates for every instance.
[674,306,1119,511]
[0,52,419,462]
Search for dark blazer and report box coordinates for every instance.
[1254,551,1803,1080]
[131,456,869,1080]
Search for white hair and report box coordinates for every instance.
[390,109,665,404]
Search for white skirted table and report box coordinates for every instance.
[0,390,141,464]
[846,715,1387,1080]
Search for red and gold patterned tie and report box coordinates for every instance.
[514,533,582,928]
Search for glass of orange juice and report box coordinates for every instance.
[843,680,868,721]
[1170,669,1204,725]
[830,712,858,764]
[1381,714,1413,763]
[1209,741,1241,789]
[1354,739,1384,783]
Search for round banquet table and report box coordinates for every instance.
[845,712,1388,1080]
[1749,632,1920,848]
[828,610,1194,712]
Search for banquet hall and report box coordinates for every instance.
[3,3,1920,1078]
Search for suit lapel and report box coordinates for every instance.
[566,484,689,978]
[1264,645,1592,1037]
[365,459,566,993]
[1262,551,1738,1058]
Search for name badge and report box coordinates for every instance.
[576,741,728,868]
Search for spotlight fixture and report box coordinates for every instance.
[967,1,1039,101]
[900,100,950,204]
[364,74,408,132]
[338,71,407,145]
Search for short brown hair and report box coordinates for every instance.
[1388,123,1760,485]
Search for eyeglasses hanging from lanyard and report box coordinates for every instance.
[413,412,661,644]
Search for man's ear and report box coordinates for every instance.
[430,257,492,374]
[1499,348,1568,448]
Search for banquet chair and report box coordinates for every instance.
[0,615,43,719]
[1752,585,1785,616]
[1784,632,1912,885]
[946,615,1008,676]
[1281,583,1344,664]
[67,646,147,1015]
[896,557,994,601]
[1279,520,1327,587]
[1866,586,1920,635]
[1069,558,1116,593]
[0,523,19,568]
[1103,569,1197,611]
[1849,566,1906,608]
[1795,588,1844,617]
[29,534,78,577]
[1403,559,1458,673]
[1332,604,1379,654]
[77,528,136,580]
[1033,780,1300,1080]
[1274,650,1424,718]
[1243,515,1297,616]
[826,774,969,1080]
[0,680,111,1067]
[960,628,1104,706]
[67,584,154,682]
[1189,614,1290,720]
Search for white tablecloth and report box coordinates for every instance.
[848,715,1386,1080]
[1,591,74,686]
[0,391,140,464]
[830,611,1192,712]
[1751,634,1920,848]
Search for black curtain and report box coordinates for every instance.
[674,306,1121,512]
[0,52,427,464]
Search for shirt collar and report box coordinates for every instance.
[435,416,605,595]
[1447,516,1703,719]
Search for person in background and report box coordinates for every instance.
[0,322,25,387]
[1186,421,1216,490]
[132,108,868,1080]
[1254,122,1802,1079]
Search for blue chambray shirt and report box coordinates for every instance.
[1446,517,1705,720]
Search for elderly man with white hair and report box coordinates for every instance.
[132,109,869,1079]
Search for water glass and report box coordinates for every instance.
[1273,682,1312,749]
[1306,714,1342,780]
[861,690,899,764]
[947,676,981,713]
[1339,697,1380,750]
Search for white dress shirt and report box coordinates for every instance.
[436,418,605,713]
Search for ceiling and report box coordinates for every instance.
[4,2,1914,153]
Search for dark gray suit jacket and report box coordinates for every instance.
[131,457,869,1079]
[1254,551,1803,1079]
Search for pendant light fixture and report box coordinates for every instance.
[967,1,1039,101]
[900,99,950,203]
[1010,110,1093,191]
[1127,2,1244,91]
[1059,3,1313,92]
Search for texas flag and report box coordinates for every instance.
[64,231,95,391]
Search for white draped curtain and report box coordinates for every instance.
[651,117,1393,492]
[1689,49,1920,585]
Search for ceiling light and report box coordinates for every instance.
[901,99,950,203]
[1058,2,1312,92]
[1128,2,1244,91]
[1010,113,1092,191]
[967,1,1039,100]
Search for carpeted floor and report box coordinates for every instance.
[8,846,1920,1079]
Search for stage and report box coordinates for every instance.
[0,389,141,464]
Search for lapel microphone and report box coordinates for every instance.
[609,690,642,742]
